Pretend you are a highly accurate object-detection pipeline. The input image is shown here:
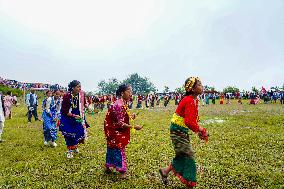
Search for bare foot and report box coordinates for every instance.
[104,167,112,174]
[119,173,128,179]
[159,168,169,185]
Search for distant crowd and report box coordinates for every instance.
[87,89,284,113]
[1,77,283,107]
[198,90,284,105]
[0,77,65,91]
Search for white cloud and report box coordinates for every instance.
[0,0,164,49]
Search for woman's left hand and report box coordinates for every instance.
[198,127,209,142]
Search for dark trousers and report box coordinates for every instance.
[28,105,38,122]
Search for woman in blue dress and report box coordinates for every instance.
[42,90,58,147]
[59,80,88,158]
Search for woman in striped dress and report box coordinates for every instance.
[159,77,209,188]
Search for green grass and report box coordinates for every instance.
[0,100,283,189]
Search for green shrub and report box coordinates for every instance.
[0,85,23,97]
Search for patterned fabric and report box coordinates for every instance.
[170,124,197,187]
[104,99,130,149]
[185,77,200,92]
[168,95,200,187]
[60,92,86,149]
[55,98,62,119]
[42,97,58,142]
[171,113,188,129]
[105,147,127,173]
[3,95,13,118]
[104,98,130,173]
[60,91,87,124]
[25,93,38,107]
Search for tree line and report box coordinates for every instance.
[93,73,284,95]
[96,73,156,95]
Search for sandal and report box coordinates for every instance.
[159,169,169,185]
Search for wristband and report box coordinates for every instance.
[131,125,136,133]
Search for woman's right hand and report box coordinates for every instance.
[134,125,143,130]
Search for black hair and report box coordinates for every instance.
[68,80,81,92]
[46,90,52,95]
[7,91,12,95]
[53,89,61,94]
[116,84,130,97]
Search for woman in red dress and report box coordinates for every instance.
[104,84,143,179]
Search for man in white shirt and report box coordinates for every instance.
[25,90,39,122]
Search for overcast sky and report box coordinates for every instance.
[0,0,283,92]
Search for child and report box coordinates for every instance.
[42,90,58,147]
[104,84,143,179]
[53,90,62,127]
[159,77,208,188]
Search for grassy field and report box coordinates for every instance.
[0,100,283,189]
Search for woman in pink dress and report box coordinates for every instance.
[104,84,143,179]
[4,91,14,119]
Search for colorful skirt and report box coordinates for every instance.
[105,147,127,173]
[59,115,85,149]
[170,123,197,187]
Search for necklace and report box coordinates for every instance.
[123,101,132,121]
[123,100,135,133]
[71,94,79,109]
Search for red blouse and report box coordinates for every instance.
[175,95,199,133]
[104,99,130,149]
